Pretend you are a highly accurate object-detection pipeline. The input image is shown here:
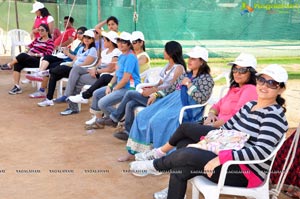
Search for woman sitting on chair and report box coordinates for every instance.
[118,46,214,162]
[130,64,289,199]
[4,24,54,95]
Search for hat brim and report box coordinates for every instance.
[228,61,251,67]
[30,9,39,13]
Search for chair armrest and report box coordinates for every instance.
[60,61,73,67]
[178,102,208,124]
[136,81,160,94]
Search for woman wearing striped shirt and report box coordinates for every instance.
[7,24,54,95]
[129,64,289,199]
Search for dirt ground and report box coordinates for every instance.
[0,69,299,199]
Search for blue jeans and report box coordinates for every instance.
[90,86,128,116]
[109,90,148,133]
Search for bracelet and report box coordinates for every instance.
[208,109,217,115]
[108,83,113,88]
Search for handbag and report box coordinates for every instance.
[188,129,250,154]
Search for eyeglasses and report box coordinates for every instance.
[84,36,93,40]
[38,29,46,32]
[132,39,141,44]
[256,76,279,89]
[117,39,128,44]
[232,67,250,74]
[77,31,84,35]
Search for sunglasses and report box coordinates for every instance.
[38,29,46,32]
[256,76,279,89]
[132,39,141,44]
[77,31,84,35]
[84,36,93,40]
[117,39,129,44]
[232,67,250,74]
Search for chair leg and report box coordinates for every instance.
[192,184,200,199]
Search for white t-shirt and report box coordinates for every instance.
[100,48,121,68]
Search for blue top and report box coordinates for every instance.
[74,46,98,67]
[116,52,140,89]
[64,43,84,62]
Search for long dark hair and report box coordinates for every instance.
[39,23,51,38]
[40,7,51,17]
[194,58,211,77]
[165,41,186,71]
[229,65,257,88]
[107,16,119,25]
[277,83,287,113]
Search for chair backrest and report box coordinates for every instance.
[8,29,31,46]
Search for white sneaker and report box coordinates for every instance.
[29,90,46,98]
[68,94,88,104]
[129,160,161,177]
[135,148,165,161]
[38,98,54,107]
[153,188,186,199]
[21,79,31,84]
[85,115,96,125]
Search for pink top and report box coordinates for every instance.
[212,84,257,122]
[33,15,54,38]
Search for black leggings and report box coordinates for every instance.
[14,53,40,72]
[153,123,248,199]
[43,55,64,70]
[81,74,113,99]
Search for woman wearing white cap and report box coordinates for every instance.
[31,1,54,39]
[130,64,288,199]
[87,31,140,122]
[131,31,151,73]
[118,46,214,161]
[36,30,98,109]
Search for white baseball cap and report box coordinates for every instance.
[83,30,95,38]
[116,32,132,42]
[131,31,145,41]
[31,1,44,13]
[185,46,209,62]
[228,53,257,69]
[101,31,118,44]
[256,64,288,83]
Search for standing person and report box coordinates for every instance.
[36,29,98,108]
[3,24,54,95]
[30,1,54,39]
[54,16,76,49]
[135,52,259,162]
[85,32,140,125]
[130,64,289,199]
[97,40,185,141]
[118,46,214,162]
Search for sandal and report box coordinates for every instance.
[84,122,104,130]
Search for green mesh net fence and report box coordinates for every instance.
[1,0,300,58]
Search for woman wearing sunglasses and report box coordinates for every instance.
[130,64,289,199]
[3,24,54,95]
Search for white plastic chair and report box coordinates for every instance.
[8,29,31,58]
[0,27,7,55]
[23,57,44,89]
[190,134,286,199]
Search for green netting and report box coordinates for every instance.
[1,0,300,58]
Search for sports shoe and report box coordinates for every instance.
[68,94,88,104]
[129,160,161,177]
[153,188,186,199]
[26,70,50,82]
[104,118,118,127]
[60,108,79,116]
[153,188,168,199]
[21,79,31,84]
[37,98,54,107]
[29,90,46,98]
[135,148,165,161]
[113,131,129,141]
[8,85,22,95]
[53,95,67,103]
[1,64,12,70]
[85,115,97,125]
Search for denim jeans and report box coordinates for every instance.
[109,90,148,133]
[90,86,128,116]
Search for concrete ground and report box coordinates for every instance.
[0,64,298,199]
